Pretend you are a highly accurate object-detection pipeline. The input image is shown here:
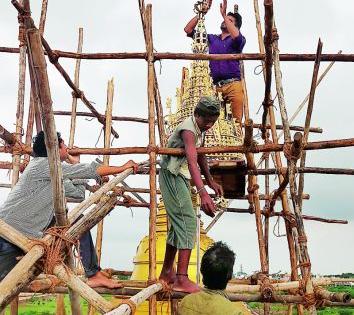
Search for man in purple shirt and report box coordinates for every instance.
[184,0,246,123]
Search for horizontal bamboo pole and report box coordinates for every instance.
[67,137,354,156]
[315,287,351,303]
[1,46,354,62]
[53,111,322,133]
[226,278,333,293]
[250,167,354,176]
[0,183,11,188]
[2,137,354,157]
[106,283,163,315]
[54,111,149,124]
[225,208,348,224]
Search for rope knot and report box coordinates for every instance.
[147,145,158,154]
[259,275,274,300]
[247,184,259,194]
[49,51,59,64]
[283,141,302,161]
[71,90,84,99]
[272,27,279,42]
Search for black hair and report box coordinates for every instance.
[32,131,63,157]
[227,12,242,29]
[194,107,220,118]
[201,241,235,290]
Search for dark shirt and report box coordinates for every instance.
[188,31,246,83]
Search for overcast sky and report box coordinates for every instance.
[0,0,353,275]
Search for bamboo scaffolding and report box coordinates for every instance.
[297,40,322,209]
[1,1,353,313]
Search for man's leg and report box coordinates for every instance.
[79,230,122,289]
[173,249,199,293]
[159,243,177,284]
[158,169,199,293]
[217,81,244,123]
[0,237,24,281]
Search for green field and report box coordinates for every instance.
[3,285,353,314]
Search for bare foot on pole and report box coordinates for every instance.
[173,274,200,293]
[159,269,177,285]
[86,271,123,289]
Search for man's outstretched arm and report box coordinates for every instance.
[182,130,216,217]
[220,0,240,39]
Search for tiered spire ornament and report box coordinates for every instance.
[165,1,244,161]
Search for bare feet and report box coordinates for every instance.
[159,269,176,285]
[173,275,200,293]
[86,271,123,289]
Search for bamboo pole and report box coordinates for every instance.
[68,27,84,148]
[260,0,274,139]
[3,136,354,157]
[53,265,113,314]
[138,0,166,147]
[225,208,348,224]
[297,39,322,209]
[24,22,82,314]
[144,4,158,315]
[95,78,114,266]
[2,46,354,61]
[244,119,268,273]
[56,294,66,315]
[54,111,149,124]
[105,283,163,315]
[11,0,27,188]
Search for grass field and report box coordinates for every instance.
[3,285,353,314]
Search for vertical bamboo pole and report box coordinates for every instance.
[138,0,166,147]
[244,119,268,273]
[95,78,114,264]
[145,5,157,315]
[25,27,82,315]
[297,39,322,209]
[10,1,27,313]
[253,1,301,314]
[68,28,84,148]
[56,295,66,315]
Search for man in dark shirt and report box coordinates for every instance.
[184,0,246,123]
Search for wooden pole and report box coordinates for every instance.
[297,39,322,209]
[3,46,354,62]
[25,24,82,315]
[68,27,84,148]
[244,119,269,273]
[105,283,163,315]
[144,4,158,315]
[138,0,166,147]
[95,78,114,265]
[54,110,149,124]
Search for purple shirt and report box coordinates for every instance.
[207,33,246,83]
